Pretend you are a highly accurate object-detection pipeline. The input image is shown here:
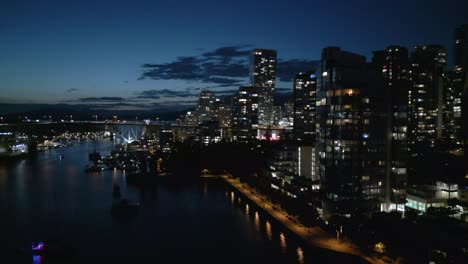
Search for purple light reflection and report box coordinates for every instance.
[33,255,43,264]
[32,242,45,251]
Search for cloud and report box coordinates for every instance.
[215,89,238,95]
[78,97,124,102]
[275,87,292,93]
[151,100,198,111]
[276,59,320,82]
[140,45,319,87]
[67,88,78,93]
[139,45,250,86]
[201,45,251,63]
[186,87,201,91]
[135,89,196,99]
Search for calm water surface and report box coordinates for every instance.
[0,140,366,263]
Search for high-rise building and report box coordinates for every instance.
[198,121,221,146]
[442,72,462,147]
[213,98,231,127]
[250,49,277,126]
[454,25,468,176]
[196,90,217,124]
[372,46,410,211]
[316,47,385,216]
[408,45,446,150]
[297,146,318,181]
[293,71,317,143]
[232,86,260,142]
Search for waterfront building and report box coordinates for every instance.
[316,47,385,216]
[158,126,173,153]
[250,49,277,126]
[372,46,411,211]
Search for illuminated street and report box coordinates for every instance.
[222,176,396,264]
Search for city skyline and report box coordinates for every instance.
[1,0,468,113]
[1,2,467,261]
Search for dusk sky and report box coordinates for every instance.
[1,0,467,112]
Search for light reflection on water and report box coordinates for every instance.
[32,255,43,264]
[0,140,364,264]
[265,220,272,241]
[297,246,305,264]
[279,232,287,255]
[254,211,260,232]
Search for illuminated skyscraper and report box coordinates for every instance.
[232,86,259,142]
[454,25,468,175]
[196,90,216,124]
[372,46,411,211]
[316,47,385,216]
[293,71,316,143]
[408,45,446,150]
[250,49,277,126]
[442,71,462,147]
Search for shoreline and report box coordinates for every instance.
[220,175,395,264]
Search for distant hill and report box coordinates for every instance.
[0,103,192,122]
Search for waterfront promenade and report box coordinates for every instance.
[221,176,397,264]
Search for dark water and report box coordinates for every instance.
[0,140,366,264]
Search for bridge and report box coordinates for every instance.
[0,121,196,144]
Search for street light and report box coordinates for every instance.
[336,225,343,241]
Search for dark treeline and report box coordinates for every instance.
[163,139,267,179]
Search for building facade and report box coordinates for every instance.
[232,86,260,142]
[293,71,317,143]
[454,25,468,178]
[372,46,411,211]
[316,47,385,214]
[250,49,277,126]
[408,45,446,150]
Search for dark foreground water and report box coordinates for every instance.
[0,140,366,264]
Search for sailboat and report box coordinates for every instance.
[88,139,101,162]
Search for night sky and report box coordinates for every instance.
[1,0,467,112]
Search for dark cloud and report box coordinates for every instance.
[139,46,249,85]
[140,46,319,86]
[186,87,201,91]
[79,97,124,102]
[151,100,198,111]
[141,56,202,81]
[215,89,237,95]
[67,88,78,93]
[276,59,320,82]
[275,87,292,93]
[135,89,195,99]
[88,102,143,109]
[201,45,251,63]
